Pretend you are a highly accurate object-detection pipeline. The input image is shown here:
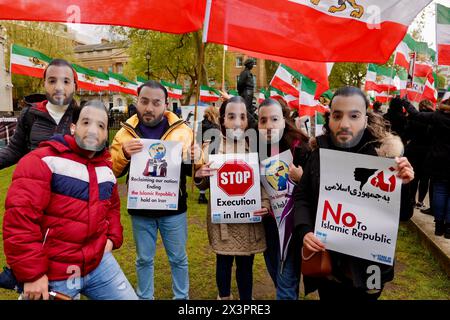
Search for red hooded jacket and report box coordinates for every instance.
[3,134,123,282]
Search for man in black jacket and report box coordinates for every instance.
[404,98,450,238]
[294,86,414,300]
[237,59,255,115]
[0,59,78,170]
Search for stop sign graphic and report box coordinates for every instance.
[218,160,254,196]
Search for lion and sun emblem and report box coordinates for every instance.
[310,0,365,19]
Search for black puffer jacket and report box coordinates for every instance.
[294,132,413,295]
[405,102,450,180]
[0,99,76,169]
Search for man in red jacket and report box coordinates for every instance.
[2,100,137,300]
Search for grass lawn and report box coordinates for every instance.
[0,166,449,300]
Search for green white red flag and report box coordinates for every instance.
[72,64,109,92]
[108,72,138,96]
[10,44,51,78]
[0,0,205,34]
[136,76,147,88]
[365,64,397,93]
[258,88,268,104]
[437,3,450,66]
[270,64,326,116]
[161,80,183,99]
[204,0,431,63]
[200,85,220,102]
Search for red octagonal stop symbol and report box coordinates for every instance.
[217,160,254,196]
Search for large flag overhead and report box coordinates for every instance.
[108,72,138,95]
[72,64,109,92]
[437,3,450,66]
[10,44,51,78]
[204,0,431,63]
[0,0,205,34]
[227,46,333,98]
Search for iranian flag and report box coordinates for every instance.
[200,85,220,102]
[10,44,51,78]
[414,61,433,78]
[228,46,333,97]
[258,88,268,104]
[374,92,393,103]
[407,76,427,103]
[393,34,415,70]
[136,76,147,88]
[392,68,408,97]
[72,64,109,92]
[437,3,450,66]
[270,64,302,97]
[365,64,396,93]
[269,87,286,101]
[421,72,437,104]
[0,1,205,34]
[108,72,138,95]
[161,80,183,99]
[270,64,324,116]
[204,0,431,63]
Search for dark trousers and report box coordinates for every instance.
[216,254,254,300]
[409,155,430,204]
[317,279,383,301]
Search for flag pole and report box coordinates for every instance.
[191,0,212,192]
[221,45,227,91]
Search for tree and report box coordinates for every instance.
[116,28,224,105]
[2,21,77,102]
[328,63,368,89]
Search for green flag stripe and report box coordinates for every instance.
[109,72,136,84]
[72,64,109,80]
[12,44,52,62]
[161,80,182,90]
[437,4,450,25]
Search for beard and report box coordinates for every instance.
[75,134,106,152]
[46,91,73,106]
[331,127,365,149]
[138,112,164,127]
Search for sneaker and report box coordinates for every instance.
[198,193,208,204]
[420,208,433,216]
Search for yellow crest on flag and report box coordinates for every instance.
[28,57,48,68]
[309,0,364,19]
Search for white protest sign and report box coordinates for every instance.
[314,149,402,266]
[127,139,182,210]
[260,150,293,224]
[210,153,261,224]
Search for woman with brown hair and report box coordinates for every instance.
[257,98,310,300]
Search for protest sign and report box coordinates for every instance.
[314,149,402,265]
[260,150,293,224]
[127,139,182,210]
[210,153,261,223]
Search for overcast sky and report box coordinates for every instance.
[68,0,450,49]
